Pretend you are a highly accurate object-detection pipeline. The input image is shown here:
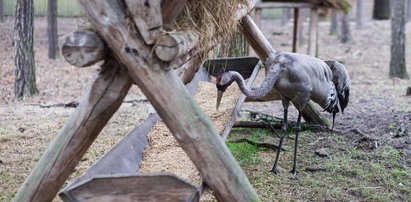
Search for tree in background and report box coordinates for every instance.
[14,0,38,98]
[340,13,352,43]
[281,8,291,27]
[373,0,391,19]
[408,0,411,22]
[356,0,364,29]
[390,0,410,79]
[47,0,58,59]
[330,9,340,35]
[0,0,4,22]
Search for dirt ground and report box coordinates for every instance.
[1,11,411,202]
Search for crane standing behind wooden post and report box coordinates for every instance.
[240,15,330,126]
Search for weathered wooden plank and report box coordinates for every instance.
[61,173,200,202]
[162,0,188,30]
[256,2,314,8]
[79,1,260,202]
[221,61,262,139]
[308,8,319,56]
[155,31,199,62]
[125,0,162,45]
[61,30,105,67]
[14,59,133,202]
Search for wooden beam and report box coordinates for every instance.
[155,31,199,62]
[292,8,300,53]
[78,1,260,202]
[125,0,162,45]
[239,15,275,60]
[14,59,133,202]
[256,2,313,8]
[308,8,319,56]
[61,30,106,67]
[162,0,188,30]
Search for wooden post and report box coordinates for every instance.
[254,8,262,28]
[292,8,300,53]
[125,0,162,45]
[78,1,260,202]
[14,60,133,202]
[154,31,199,62]
[239,15,330,126]
[61,30,106,67]
[356,0,364,29]
[162,0,188,30]
[308,8,318,56]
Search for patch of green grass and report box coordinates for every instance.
[231,127,411,201]
[226,142,261,166]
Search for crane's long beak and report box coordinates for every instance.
[216,91,224,110]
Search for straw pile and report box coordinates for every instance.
[138,81,241,190]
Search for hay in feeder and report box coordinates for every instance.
[174,0,249,60]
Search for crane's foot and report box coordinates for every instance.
[290,169,299,175]
[270,168,280,175]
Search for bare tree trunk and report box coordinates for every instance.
[373,0,391,19]
[340,13,352,43]
[0,0,4,22]
[281,8,291,26]
[390,0,410,79]
[47,0,58,59]
[407,0,411,21]
[14,0,38,98]
[330,9,340,35]
[297,9,306,46]
[356,0,364,29]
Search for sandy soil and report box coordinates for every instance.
[1,11,411,201]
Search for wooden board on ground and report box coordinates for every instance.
[60,173,200,202]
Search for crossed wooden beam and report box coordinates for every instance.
[14,1,326,201]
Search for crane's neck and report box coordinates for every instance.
[230,64,283,99]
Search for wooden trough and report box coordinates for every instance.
[59,57,262,201]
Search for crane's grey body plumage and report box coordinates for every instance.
[216,51,350,175]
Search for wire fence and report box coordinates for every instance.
[4,0,83,17]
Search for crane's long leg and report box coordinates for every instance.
[270,100,290,174]
[290,112,302,175]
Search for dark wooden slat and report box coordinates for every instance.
[256,2,313,8]
[204,56,260,79]
[292,8,300,53]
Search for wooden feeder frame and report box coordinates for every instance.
[14,0,345,201]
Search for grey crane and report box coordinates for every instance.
[216,52,350,175]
